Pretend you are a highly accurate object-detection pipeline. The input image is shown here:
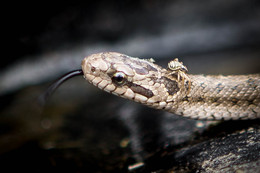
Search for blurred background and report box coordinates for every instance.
[0,0,260,172]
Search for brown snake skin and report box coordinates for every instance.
[81,52,260,120]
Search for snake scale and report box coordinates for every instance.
[80,52,260,120]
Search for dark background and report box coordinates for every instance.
[1,1,260,172]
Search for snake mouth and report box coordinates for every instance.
[82,53,107,82]
[82,53,120,92]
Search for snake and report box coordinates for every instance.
[43,52,260,120]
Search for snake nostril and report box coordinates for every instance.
[91,67,96,72]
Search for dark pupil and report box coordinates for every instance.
[112,73,125,84]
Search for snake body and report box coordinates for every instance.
[81,52,260,120]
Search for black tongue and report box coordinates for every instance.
[38,69,83,106]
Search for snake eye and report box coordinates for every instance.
[112,72,126,85]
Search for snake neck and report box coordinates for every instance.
[170,74,260,120]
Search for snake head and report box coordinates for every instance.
[81,52,135,91]
[82,52,174,105]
